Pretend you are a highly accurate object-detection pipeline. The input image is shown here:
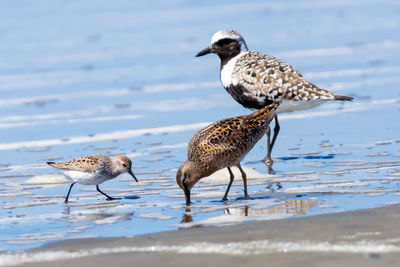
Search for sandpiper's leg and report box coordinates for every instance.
[264,115,280,172]
[64,182,76,203]
[222,167,235,201]
[238,164,249,200]
[96,185,115,200]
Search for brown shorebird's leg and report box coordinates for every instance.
[64,182,76,203]
[96,185,115,201]
[237,164,249,200]
[264,115,280,173]
[222,167,235,201]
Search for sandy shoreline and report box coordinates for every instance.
[1,204,398,266]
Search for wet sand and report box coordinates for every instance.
[13,204,400,267]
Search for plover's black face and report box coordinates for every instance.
[196,30,248,61]
[196,38,242,59]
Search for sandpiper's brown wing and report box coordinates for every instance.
[47,155,107,172]
[233,51,339,102]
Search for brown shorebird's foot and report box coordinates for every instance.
[244,194,250,200]
[264,157,274,174]
[264,156,273,167]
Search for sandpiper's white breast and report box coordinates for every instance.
[220,52,247,88]
[61,170,111,185]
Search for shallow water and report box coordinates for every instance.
[0,0,400,252]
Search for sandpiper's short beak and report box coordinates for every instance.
[196,46,212,57]
[128,170,138,182]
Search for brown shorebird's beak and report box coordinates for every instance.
[196,46,212,57]
[128,170,138,182]
[183,184,191,206]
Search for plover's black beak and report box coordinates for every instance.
[128,170,138,182]
[183,184,191,206]
[196,46,212,57]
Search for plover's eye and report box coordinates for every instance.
[216,38,235,46]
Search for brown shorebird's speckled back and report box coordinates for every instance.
[188,102,279,174]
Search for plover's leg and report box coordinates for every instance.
[64,182,76,203]
[96,185,115,200]
[222,167,235,201]
[238,164,249,200]
[264,115,280,172]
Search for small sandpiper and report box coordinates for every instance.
[47,154,138,203]
[176,102,279,206]
[196,30,353,170]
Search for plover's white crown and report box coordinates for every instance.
[211,30,249,52]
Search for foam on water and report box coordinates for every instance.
[2,239,400,266]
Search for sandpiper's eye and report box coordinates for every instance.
[216,38,235,46]
[122,163,127,168]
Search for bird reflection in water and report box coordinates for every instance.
[63,206,134,222]
[224,198,316,217]
[180,207,193,223]
[266,182,282,191]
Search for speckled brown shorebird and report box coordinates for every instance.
[196,30,353,170]
[176,102,279,206]
[47,154,137,203]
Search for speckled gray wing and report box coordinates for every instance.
[47,155,108,173]
[233,51,337,103]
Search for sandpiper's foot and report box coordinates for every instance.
[106,197,120,201]
[244,194,250,200]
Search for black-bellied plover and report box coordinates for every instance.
[176,103,279,206]
[196,30,353,171]
[47,154,138,203]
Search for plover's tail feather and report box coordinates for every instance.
[333,94,353,101]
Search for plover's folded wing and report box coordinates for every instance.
[234,51,343,102]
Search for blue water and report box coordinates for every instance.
[0,0,399,252]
